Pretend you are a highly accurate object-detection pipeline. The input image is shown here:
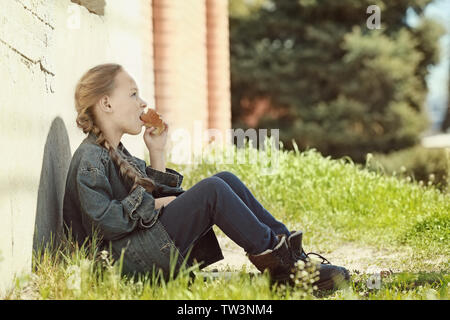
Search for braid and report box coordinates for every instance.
[92,125,157,193]
[74,63,157,194]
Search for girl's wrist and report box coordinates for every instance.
[149,152,166,172]
[147,148,166,155]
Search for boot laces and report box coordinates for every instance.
[303,250,331,265]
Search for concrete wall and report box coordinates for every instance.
[0,0,232,295]
[0,0,155,294]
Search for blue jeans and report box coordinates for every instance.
[159,171,290,256]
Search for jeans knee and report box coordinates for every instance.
[199,176,229,194]
[197,177,231,217]
[214,170,236,182]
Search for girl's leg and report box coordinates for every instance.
[158,176,279,257]
[213,171,290,237]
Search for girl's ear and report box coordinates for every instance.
[98,95,112,113]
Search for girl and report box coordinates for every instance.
[63,63,349,291]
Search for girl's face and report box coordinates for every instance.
[107,70,147,135]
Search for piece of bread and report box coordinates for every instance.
[140,109,165,135]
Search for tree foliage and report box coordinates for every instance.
[229,0,445,161]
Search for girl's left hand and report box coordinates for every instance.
[143,121,168,152]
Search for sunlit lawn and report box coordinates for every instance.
[6,140,449,300]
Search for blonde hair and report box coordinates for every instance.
[74,63,156,193]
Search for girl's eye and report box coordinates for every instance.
[132,92,137,97]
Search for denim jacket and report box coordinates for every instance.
[63,132,223,278]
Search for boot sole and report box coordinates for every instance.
[315,270,349,291]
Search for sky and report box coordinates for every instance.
[410,0,450,129]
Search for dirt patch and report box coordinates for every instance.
[204,236,430,275]
[203,236,258,272]
[321,243,414,274]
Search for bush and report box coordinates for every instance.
[367,145,450,192]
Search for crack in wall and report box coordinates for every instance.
[14,0,55,30]
[0,38,55,76]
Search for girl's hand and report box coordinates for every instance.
[143,121,168,152]
[154,196,176,210]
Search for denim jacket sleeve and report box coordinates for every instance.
[127,154,183,188]
[76,166,159,241]
[145,166,184,188]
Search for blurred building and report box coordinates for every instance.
[0,0,231,294]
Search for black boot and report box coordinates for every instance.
[247,235,297,283]
[287,230,350,291]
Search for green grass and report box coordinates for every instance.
[179,141,449,266]
[5,140,449,300]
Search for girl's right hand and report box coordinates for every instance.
[155,196,176,210]
[143,122,168,152]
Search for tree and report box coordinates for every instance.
[229,0,445,162]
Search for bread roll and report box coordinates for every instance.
[140,109,165,135]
